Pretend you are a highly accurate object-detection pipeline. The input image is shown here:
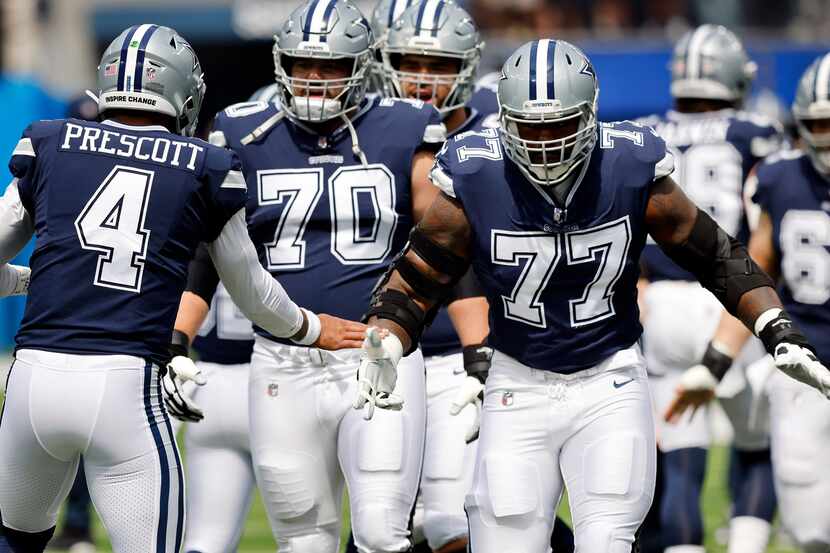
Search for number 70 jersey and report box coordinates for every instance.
[431,121,674,373]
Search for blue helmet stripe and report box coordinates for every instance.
[388,0,410,28]
[431,1,445,37]
[546,40,557,99]
[319,0,337,43]
[117,26,139,91]
[528,41,539,101]
[415,0,429,34]
[303,0,322,41]
[133,24,159,92]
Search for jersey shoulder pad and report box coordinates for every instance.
[468,85,499,116]
[373,97,446,144]
[8,119,65,178]
[248,83,281,104]
[430,127,503,198]
[598,120,674,184]
[211,101,284,149]
[752,148,804,207]
[729,110,784,157]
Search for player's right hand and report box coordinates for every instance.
[354,327,404,420]
[664,364,718,423]
[162,356,207,423]
[314,314,367,351]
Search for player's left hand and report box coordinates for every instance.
[314,313,367,351]
[449,377,483,442]
[354,327,404,420]
[773,343,830,399]
[664,364,718,423]
[162,356,207,423]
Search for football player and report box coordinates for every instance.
[637,25,783,553]
[179,1,447,551]
[668,53,830,553]
[353,39,830,553]
[0,25,362,553]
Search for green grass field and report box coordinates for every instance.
[63,445,796,552]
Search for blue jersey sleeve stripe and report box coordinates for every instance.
[133,24,160,92]
[117,26,139,92]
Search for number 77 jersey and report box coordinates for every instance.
[431,121,674,373]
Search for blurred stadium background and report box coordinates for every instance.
[1,0,828,551]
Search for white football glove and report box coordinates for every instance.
[449,376,483,442]
[678,363,719,393]
[162,356,207,422]
[772,343,830,399]
[354,327,404,420]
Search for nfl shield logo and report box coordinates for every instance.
[267,383,279,397]
[147,67,157,81]
[501,391,513,406]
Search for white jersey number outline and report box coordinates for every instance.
[780,210,830,305]
[75,166,153,293]
[492,216,632,328]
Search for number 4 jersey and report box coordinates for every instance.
[638,109,782,281]
[431,121,674,373]
[211,96,444,343]
[8,119,246,364]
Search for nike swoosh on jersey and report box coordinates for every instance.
[613,377,635,389]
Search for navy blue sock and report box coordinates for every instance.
[660,447,706,546]
[0,525,55,553]
[551,516,574,553]
[729,447,777,521]
[639,447,665,553]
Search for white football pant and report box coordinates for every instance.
[181,362,254,553]
[0,349,184,553]
[643,281,768,451]
[465,345,655,553]
[418,352,478,550]
[768,368,830,551]
[249,337,426,553]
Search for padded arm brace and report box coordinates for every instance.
[208,209,304,338]
[185,242,220,305]
[660,209,773,314]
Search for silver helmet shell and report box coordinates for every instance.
[793,52,830,175]
[369,0,415,92]
[670,24,756,103]
[273,0,374,122]
[97,25,205,136]
[498,39,598,187]
[381,0,482,114]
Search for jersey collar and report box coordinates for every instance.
[101,119,170,132]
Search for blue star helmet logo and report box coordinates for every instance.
[579,61,596,79]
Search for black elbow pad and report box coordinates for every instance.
[661,209,773,313]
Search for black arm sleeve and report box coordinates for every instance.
[448,267,484,304]
[185,242,221,305]
[659,209,774,314]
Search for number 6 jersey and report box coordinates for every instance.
[430,121,674,373]
[7,119,247,364]
[211,97,444,344]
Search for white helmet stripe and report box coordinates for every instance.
[815,53,830,103]
[686,25,711,79]
[123,24,155,92]
[308,0,336,43]
[418,0,442,38]
[390,0,411,26]
[536,39,551,100]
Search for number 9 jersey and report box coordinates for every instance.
[210,97,444,342]
[430,121,674,373]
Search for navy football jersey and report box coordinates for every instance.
[192,283,254,365]
[421,102,499,358]
[753,150,830,364]
[431,121,673,373]
[9,119,246,364]
[212,96,444,343]
[639,109,782,281]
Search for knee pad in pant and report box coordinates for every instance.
[729,448,776,521]
[0,525,55,553]
[352,504,412,553]
[576,523,636,553]
[472,454,539,523]
[660,448,706,546]
[255,452,316,520]
[277,527,339,553]
[422,508,467,550]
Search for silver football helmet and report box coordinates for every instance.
[498,39,598,187]
[381,0,482,114]
[369,0,415,92]
[793,52,830,175]
[670,24,756,103]
[273,0,374,122]
[97,25,205,136]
